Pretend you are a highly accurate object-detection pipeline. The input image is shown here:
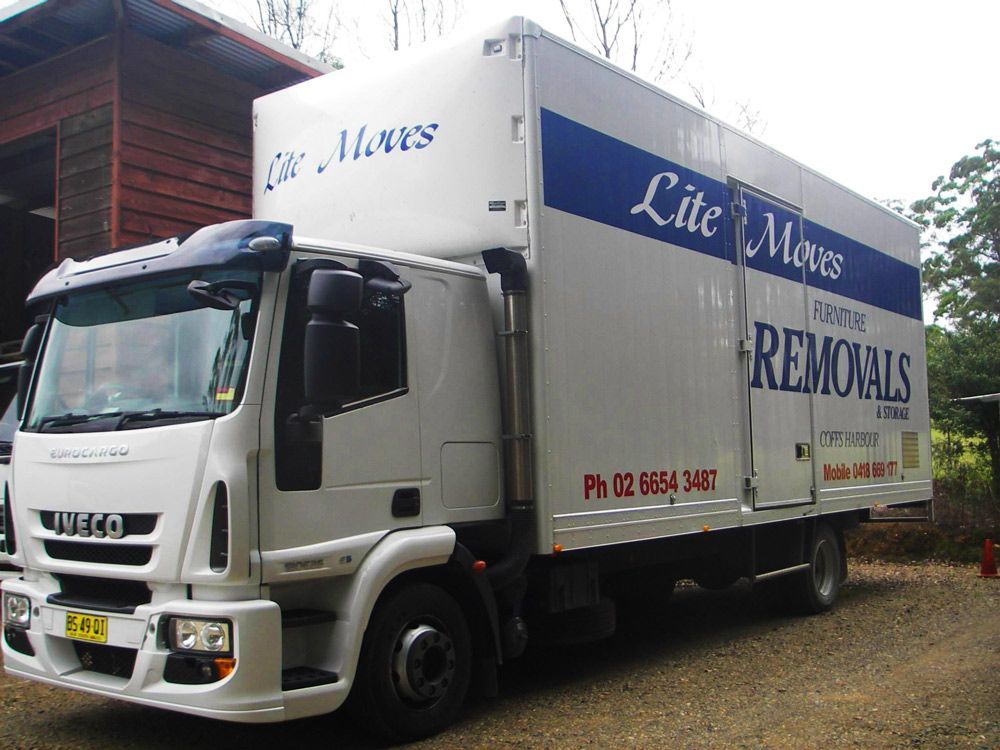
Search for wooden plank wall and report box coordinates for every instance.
[0,37,115,148]
[58,105,113,258]
[117,31,256,247]
[0,37,115,261]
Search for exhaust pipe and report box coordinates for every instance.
[482,248,534,592]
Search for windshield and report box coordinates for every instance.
[25,269,260,432]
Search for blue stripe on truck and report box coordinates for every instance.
[540,108,922,321]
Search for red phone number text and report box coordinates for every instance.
[583,469,718,500]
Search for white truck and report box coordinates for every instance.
[2,17,930,740]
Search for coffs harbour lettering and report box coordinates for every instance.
[751,321,911,403]
[263,121,440,193]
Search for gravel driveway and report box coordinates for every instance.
[2,560,997,749]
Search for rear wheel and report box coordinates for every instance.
[774,523,843,614]
[349,583,471,741]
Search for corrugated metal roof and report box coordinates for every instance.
[0,0,330,85]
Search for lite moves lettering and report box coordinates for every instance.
[262,120,441,193]
[745,212,844,280]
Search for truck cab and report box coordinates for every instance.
[2,220,505,730]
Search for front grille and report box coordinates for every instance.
[39,511,157,535]
[45,541,152,566]
[72,641,137,678]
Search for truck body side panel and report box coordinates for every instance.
[529,35,743,551]
[528,32,930,549]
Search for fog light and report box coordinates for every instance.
[3,593,30,627]
[168,618,231,654]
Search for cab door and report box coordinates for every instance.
[259,253,422,566]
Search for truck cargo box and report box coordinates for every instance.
[255,17,930,554]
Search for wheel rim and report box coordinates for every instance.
[813,537,837,599]
[391,621,456,705]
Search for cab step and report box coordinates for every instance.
[281,666,339,690]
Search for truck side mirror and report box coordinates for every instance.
[16,321,44,419]
[303,270,363,407]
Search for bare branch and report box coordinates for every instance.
[688,82,708,109]
[559,0,686,77]
[735,100,767,137]
[558,0,578,42]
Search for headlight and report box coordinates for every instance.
[168,618,231,654]
[3,593,30,627]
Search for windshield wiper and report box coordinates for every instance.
[37,412,124,432]
[37,410,218,432]
[114,409,218,430]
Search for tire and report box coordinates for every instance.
[348,582,472,742]
[779,523,843,614]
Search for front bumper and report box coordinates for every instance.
[1,577,347,722]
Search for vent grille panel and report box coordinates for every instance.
[45,541,152,566]
[902,431,920,469]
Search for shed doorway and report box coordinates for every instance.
[0,129,56,350]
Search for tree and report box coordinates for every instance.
[253,0,343,66]
[385,0,464,52]
[925,322,1000,501]
[557,0,691,82]
[912,139,1000,327]
[912,140,1000,499]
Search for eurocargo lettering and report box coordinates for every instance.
[2,17,931,741]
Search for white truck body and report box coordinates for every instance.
[3,17,929,739]
[254,16,930,545]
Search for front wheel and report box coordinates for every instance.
[348,582,472,741]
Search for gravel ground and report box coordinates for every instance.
[2,560,997,749]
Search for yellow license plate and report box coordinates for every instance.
[65,611,108,643]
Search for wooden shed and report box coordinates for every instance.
[0,0,328,346]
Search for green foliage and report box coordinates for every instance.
[913,139,1000,498]
[924,322,1000,500]
[911,139,1000,326]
